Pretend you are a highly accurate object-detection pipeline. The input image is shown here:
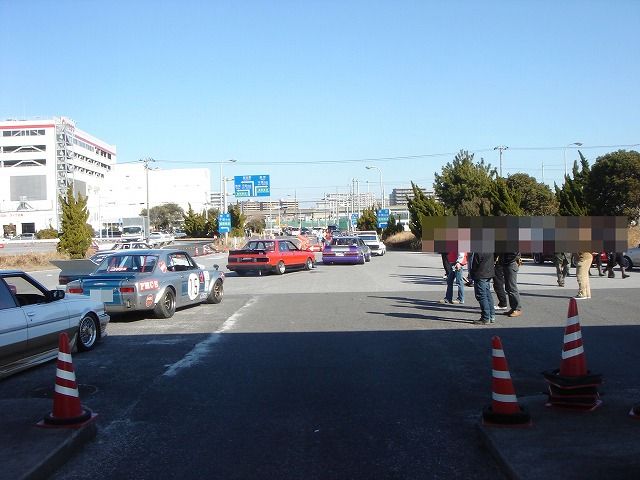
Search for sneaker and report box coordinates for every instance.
[504,309,514,316]
[473,318,490,325]
[508,310,522,318]
[452,299,463,304]
[489,316,496,324]
[438,299,452,304]
[494,305,508,311]
[623,274,630,279]
[558,283,565,287]
[574,294,588,299]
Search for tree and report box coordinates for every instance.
[141,203,184,230]
[585,149,640,222]
[554,152,591,216]
[36,225,59,239]
[489,178,524,216]
[357,207,378,231]
[183,204,207,237]
[406,182,447,238]
[246,216,266,234]
[57,186,92,258]
[433,150,496,213]
[229,204,246,231]
[382,213,404,239]
[505,173,558,215]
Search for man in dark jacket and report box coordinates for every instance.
[469,252,495,325]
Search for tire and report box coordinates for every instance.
[206,279,224,304]
[304,257,313,270]
[154,289,176,318]
[275,261,286,275]
[570,254,578,268]
[77,314,99,352]
[358,255,365,265]
[533,253,544,264]
[623,256,632,270]
[365,254,371,262]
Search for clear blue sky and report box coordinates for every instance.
[2,0,638,206]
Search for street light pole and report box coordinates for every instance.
[563,142,583,178]
[365,165,384,209]
[220,159,237,213]
[493,146,508,177]
[141,157,155,243]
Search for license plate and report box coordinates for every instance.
[335,252,344,256]
[90,289,114,303]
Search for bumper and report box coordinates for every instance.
[227,264,275,273]
[322,255,362,265]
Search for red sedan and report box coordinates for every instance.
[227,239,315,275]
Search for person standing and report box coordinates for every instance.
[606,252,630,278]
[493,253,508,310]
[501,252,522,317]
[469,251,495,325]
[440,252,453,279]
[553,252,571,286]
[439,251,466,304]
[575,251,593,299]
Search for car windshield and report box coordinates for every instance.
[96,254,158,273]
[359,236,377,241]
[244,241,275,251]
[331,238,359,246]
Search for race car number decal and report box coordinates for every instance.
[187,273,200,300]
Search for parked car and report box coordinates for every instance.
[173,229,187,239]
[91,242,153,264]
[149,231,173,246]
[66,249,224,318]
[355,230,386,256]
[227,239,315,275]
[322,236,370,265]
[11,233,36,241]
[623,244,640,270]
[0,270,109,379]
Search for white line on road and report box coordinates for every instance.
[162,296,258,377]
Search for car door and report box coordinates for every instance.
[287,240,306,267]
[278,240,292,266]
[0,278,29,371]
[3,274,71,358]
[168,252,201,306]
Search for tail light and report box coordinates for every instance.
[68,287,83,294]
[119,286,135,293]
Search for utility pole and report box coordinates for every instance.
[141,157,155,243]
[493,146,508,177]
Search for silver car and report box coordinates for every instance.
[66,249,224,318]
[624,244,640,270]
[0,270,109,379]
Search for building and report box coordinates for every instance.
[0,117,116,235]
[389,186,434,206]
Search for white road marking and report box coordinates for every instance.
[162,296,258,377]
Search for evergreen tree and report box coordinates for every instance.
[505,173,558,215]
[356,207,378,231]
[183,204,207,237]
[554,152,591,216]
[407,182,446,238]
[382,213,404,239]
[229,204,246,231]
[490,177,524,215]
[57,186,92,258]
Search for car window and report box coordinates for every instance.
[279,242,289,252]
[0,279,19,310]
[96,254,158,273]
[2,275,47,306]
[286,241,298,251]
[168,253,194,271]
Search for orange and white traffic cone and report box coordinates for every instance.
[482,336,532,427]
[37,333,96,428]
[543,298,602,410]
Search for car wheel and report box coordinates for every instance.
[77,314,99,352]
[365,254,371,262]
[623,256,632,270]
[358,255,365,265]
[533,253,544,264]
[304,257,314,270]
[276,261,286,275]
[570,254,578,268]
[206,279,224,304]
[154,289,176,318]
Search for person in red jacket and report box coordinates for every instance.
[439,251,467,304]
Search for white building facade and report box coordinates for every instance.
[0,117,116,235]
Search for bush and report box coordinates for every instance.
[36,227,59,239]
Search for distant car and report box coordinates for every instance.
[173,230,187,239]
[90,242,153,265]
[149,232,173,246]
[623,244,640,270]
[11,233,36,241]
[322,236,370,265]
[227,239,315,275]
[66,249,224,318]
[355,231,386,256]
[0,270,109,379]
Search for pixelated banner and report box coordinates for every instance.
[421,216,627,253]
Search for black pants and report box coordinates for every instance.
[493,263,508,307]
[441,253,453,276]
[606,252,626,276]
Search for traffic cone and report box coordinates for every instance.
[542,298,602,410]
[37,333,96,428]
[482,336,532,427]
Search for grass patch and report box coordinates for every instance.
[0,252,70,271]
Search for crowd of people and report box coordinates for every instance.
[438,250,629,325]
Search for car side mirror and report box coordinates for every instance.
[47,289,65,301]
[213,264,219,270]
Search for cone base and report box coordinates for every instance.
[547,384,600,398]
[482,405,532,427]
[542,369,602,389]
[545,398,602,411]
[38,408,97,429]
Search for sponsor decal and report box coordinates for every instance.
[145,294,154,307]
[187,273,200,300]
[138,280,159,291]
[158,261,167,273]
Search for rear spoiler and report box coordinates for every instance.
[229,249,267,255]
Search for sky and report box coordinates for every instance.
[1,0,638,207]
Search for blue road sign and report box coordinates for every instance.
[377,209,390,228]
[218,213,231,233]
[351,213,359,226]
[234,175,270,197]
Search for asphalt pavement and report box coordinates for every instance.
[2,253,640,479]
